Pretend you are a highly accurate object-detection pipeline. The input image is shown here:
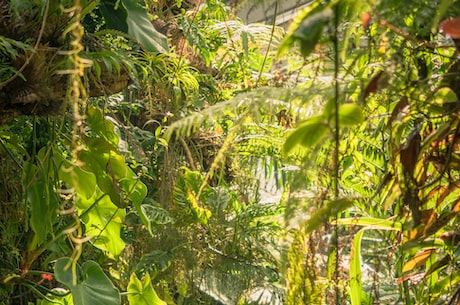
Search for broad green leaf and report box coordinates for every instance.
[99,0,168,53]
[122,0,169,53]
[54,258,120,305]
[283,115,329,155]
[432,272,460,297]
[79,149,125,208]
[346,219,402,305]
[87,106,119,148]
[99,0,128,32]
[79,138,141,209]
[56,155,97,200]
[433,87,458,103]
[323,98,336,118]
[123,166,149,233]
[172,168,212,225]
[278,2,334,58]
[337,104,364,126]
[127,273,167,305]
[305,198,354,233]
[78,190,126,256]
[23,161,58,248]
[119,167,147,206]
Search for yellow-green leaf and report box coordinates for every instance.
[127,273,166,305]
[337,104,364,126]
[283,115,329,155]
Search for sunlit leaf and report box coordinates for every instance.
[350,229,365,305]
[431,272,460,297]
[78,190,126,256]
[293,8,333,57]
[56,153,97,200]
[283,115,329,155]
[87,106,119,148]
[337,104,364,126]
[36,290,74,305]
[335,217,402,230]
[432,87,458,104]
[127,273,167,305]
[402,248,436,273]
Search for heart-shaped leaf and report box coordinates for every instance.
[78,190,126,256]
[54,258,120,305]
[99,0,168,53]
[127,273,166,305]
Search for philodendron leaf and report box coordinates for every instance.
[122,0,169,53]
[23,161,58,248]
[127,273,167,305]
[99,0,128,32]
[78,189,126,256]
[54,258,120,305]
[283,115,329,155]
[87,106,119,148]
[99,0,168,53]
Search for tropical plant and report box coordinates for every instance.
[275,0,460,304]
[0,0,290,304]
[3,0,460,304]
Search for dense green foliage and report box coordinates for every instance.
[1,0,460,304]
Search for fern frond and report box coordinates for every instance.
[164,87,315,140]
[0,36,34,60]
[211,20,285,51]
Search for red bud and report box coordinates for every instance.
[362,12,372,30]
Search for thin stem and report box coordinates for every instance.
[256,2,278,87]
[333,5,341,305]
